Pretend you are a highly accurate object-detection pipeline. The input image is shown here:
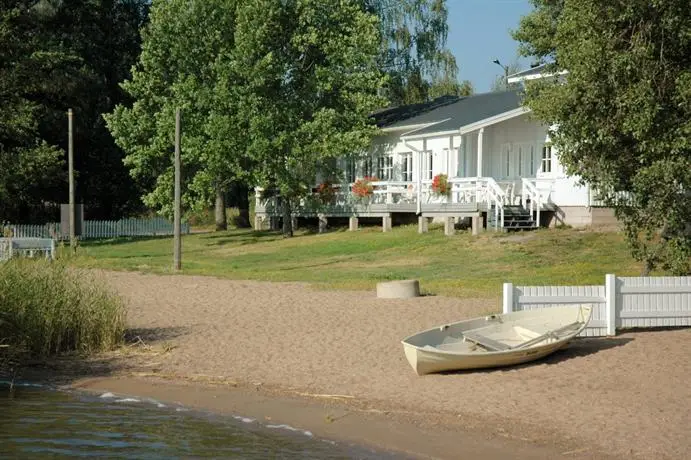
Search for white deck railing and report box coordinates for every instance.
[256,177,553,229]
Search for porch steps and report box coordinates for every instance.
[488,205,537,231]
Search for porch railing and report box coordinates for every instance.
[256,177,510,228]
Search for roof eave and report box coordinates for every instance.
[458,107,531,135]
[507,70,569,84]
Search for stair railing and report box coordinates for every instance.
[521,179,541,227]
[484,178,506,231]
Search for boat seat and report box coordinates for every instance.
[461,331,512,351]
[512,322,582,350]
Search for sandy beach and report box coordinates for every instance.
[54,271,691,459]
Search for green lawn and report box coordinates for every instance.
[66,224,645,299]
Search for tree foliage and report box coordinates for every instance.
[0,0,149,223]
[366,0,461,104]
[513,0,690,274]
[232,0,386,236]
[105,0,248,218]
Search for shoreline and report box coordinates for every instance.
[6,270,688,459]
[60,374,607,460]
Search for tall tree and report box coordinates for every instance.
[513,0,690,275]
[105,0,250,223]
[366,0,460,104]
[0,0,149,223]
[232,0,386,237]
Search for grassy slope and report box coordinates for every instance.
[68,225,643,299]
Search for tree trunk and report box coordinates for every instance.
[281,198,293,237]
[215,187,227,231]
[234,183,251,228]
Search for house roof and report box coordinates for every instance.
[397,89,523,137]
[370,94,461,128]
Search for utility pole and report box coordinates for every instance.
[68,108,76,253]
[173,108,182,271]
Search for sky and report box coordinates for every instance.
[446,0,535,93]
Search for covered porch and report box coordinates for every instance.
[254,92,558,233]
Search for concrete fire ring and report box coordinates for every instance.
[376,279,420,299]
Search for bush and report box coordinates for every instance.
[0,259,125,358]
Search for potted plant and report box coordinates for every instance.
[431,173,450,197]
[352,176,377,202]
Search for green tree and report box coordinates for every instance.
[232,0,386,237]
[513,0,690,275]
[0,0,149,223]
[367,0,460,104]
[1,1,75,223]
[105,0,250,225]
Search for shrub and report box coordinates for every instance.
[0,259,125,358]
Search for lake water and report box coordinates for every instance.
[0,382,404,459]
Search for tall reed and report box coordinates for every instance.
[0,259,125,357]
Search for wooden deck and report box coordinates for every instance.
[255,201,481,218]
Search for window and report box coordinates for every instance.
[401,152,413,182]
[363,157,373,178]
[517,146,523,176]
[346,159,356,183]
[529,145,535,176]
[426,151,433,180]
[456,144,467,177]
[541,144,552,173]
[377,155,393,180]
[505,147,511,177]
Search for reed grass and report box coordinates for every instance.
[0,259,125,358]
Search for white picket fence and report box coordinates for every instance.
[503,275,691,337]
[4,218,190,240]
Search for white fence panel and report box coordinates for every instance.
[5,218,190,241]
[617,277,691,329]
[512,285,607,337]
[505,275,691,337]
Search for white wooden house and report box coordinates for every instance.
[255,66,616,232]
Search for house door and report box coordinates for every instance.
[516,143,538,178]
[501,143,520,179]
[501,143,538,179]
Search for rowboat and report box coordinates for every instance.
[401,305,592,375]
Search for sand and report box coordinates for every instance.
[80,271,691,459]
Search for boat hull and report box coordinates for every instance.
[401,305,592,375]
[403,339,570,375]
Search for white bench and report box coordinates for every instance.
[0,237,55,261]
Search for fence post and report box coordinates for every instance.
[605,273,616,336]
[502,282,514,314]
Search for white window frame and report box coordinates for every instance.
[363,157,373,178]
[377,155,393,180]
[541,144,553,174]
[401,152,413,182]
[456,143,467,177]
[425,151,433,180]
